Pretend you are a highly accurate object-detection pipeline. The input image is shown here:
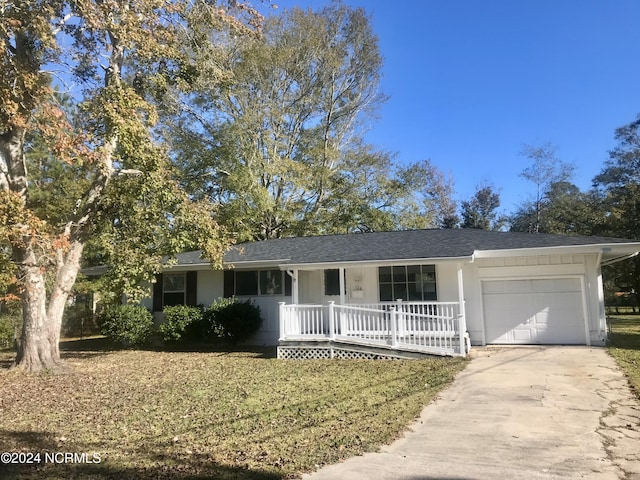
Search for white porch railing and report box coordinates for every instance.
[279,301,467,357]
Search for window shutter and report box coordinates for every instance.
[285,273,292,297]
[186,271,198,306]
[152,273,163,312]
[223,270,234,298]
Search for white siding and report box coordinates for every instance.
[197,270,224,306]
[465,253,605,346]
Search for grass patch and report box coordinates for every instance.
[608,315,640,399]
[0,342,466,479]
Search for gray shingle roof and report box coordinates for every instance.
[174,229,638,267]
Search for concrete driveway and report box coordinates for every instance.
[302,347,640,480]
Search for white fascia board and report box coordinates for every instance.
[162,263,212,272]
[474,242,640,259]
[278,255,475,271]
[222,259,291,270]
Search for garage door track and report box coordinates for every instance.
[303,347,640,480]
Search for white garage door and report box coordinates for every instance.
[482,278,586,345]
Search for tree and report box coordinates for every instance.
[170,3,399,240]
[517,143,575,233]
[593,114,640,306]
[0,0,260,372]
[391,160,458,230]
[509,181,603,235]
[460,184,505,230]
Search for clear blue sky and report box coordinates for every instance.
[257,0,640,215]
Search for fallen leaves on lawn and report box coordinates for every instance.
[0,346,466,479]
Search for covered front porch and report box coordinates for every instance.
[278,300,468,357]
[276,262,469,358]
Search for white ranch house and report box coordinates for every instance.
[142,229,640,359]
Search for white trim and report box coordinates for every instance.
[579,275,591,346]
[474,243,640,259]
[277,255,475,271]
[286,269,299,304]
[480,274,590,345]
[601,252,639,266]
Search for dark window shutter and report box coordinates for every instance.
[186,271,198,306]
[285,273,292,296]
[223,270,234,298]
[152,273,163,312]
[324,269,341,296]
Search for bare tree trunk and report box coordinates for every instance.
[11,241,84,373]
[12,247,58,372]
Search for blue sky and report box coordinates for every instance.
[257,0,640,215]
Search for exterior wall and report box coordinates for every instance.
[298,266,379,304]
[145,252,606,347]
[197,270,224,305]
[464,254,605,346]
[434,263,460,303]
[235,294,289,345]
[345,266,378,303]
[299,270,321,304]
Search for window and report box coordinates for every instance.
[225,270,291,297]
[324,269,342,296]
[260,270,283,295]
[378,265,437,301]
[153,272,197,312]
[235,271,258,296]
[163,273,186,307]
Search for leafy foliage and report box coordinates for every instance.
[206,298,263,344]
[0,0,261,370]
[460,185,505,230]
[592,114,640,305]
[99,305,154,347]
[158,305,204,343]
[169,4,457,239]
[0,312,20,350]
[514,143,575,233]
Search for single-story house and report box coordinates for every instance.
[141,229,640,358]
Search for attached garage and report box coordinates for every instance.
[482,277,587,345]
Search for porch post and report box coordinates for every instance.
[390,306,399,348]
[396,299,405,337]
[339,267,346,305]
[457,263,467,355]
[328,301,335,339]
[278,302,286,341]
[286,269,299,304]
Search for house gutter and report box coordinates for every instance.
[601,251,639,267]
[473,243,640,259]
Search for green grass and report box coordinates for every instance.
[608,315,640,399]
[0,340,467,479]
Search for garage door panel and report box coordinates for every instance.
[483,278,586,345]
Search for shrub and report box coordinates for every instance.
[203,297,237,339]
[99,304,153,347]
[207,298,262,344]
[0,312,21,350]
[159,305,203,342]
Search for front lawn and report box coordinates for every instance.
[0,341,466,479]
[608,315,640,398]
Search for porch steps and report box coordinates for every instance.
[277,340,456,360]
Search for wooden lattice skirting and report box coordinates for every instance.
[276,341,453,360]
